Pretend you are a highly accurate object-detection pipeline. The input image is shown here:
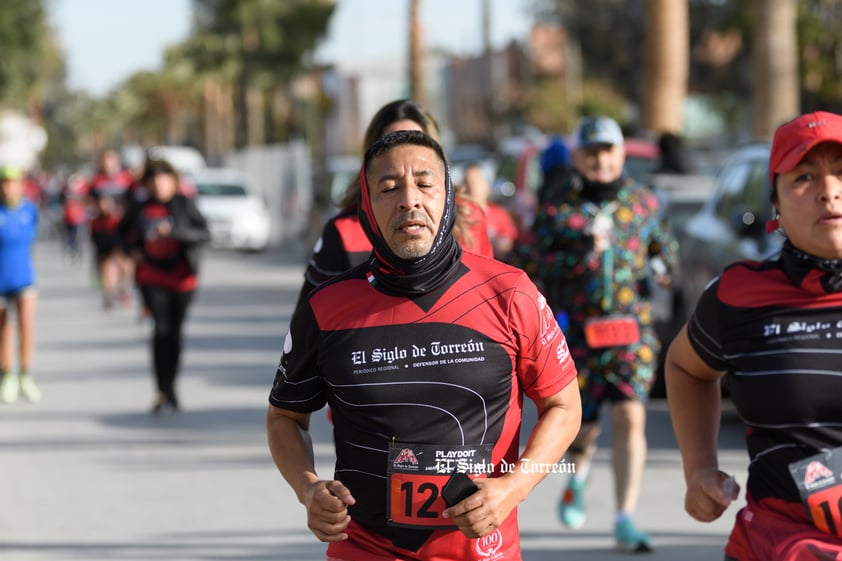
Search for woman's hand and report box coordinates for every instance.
[685,467,740,522]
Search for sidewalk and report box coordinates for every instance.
[0,239,748,560]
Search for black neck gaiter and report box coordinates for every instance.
[781,239,842,293]
[575,174,626,203]
[357,153,462,297]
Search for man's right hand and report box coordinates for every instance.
[302,479,356,542]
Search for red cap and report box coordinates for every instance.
[769,111,842,183]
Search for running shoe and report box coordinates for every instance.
[0,373,19,403]
[150,394,167,415]
[558,477,587,529]
[614,518,652,553]
[19,374,42,403]
[150,394,179,415]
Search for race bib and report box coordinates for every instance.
[387,442,492,530]
[788,447,842,537]
[583,315,641,348]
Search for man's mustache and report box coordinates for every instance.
[390,211,433,231]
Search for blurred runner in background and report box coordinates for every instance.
[0,165,41,403]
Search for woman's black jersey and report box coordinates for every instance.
[688,257,842,504]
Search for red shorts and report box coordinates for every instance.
[726,495,842,561]
[326,516,521,561]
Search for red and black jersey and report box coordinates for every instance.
[61,178,89,226]
[89,212,122,256]
[271,251,576,549]
[89,213,121,236]
[119,195,210,293]
[298,208,371,304]
[88,170,134,201]
[688,250,842,505]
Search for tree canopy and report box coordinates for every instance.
[0,0,51,108]
[14,0,842,168]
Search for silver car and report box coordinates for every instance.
[191,168,272,252]
[678,142,784,320]
[650,142,783,398]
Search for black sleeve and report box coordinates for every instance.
[296,220,352,308]
[117,202,142,254]
[686,277,727,371]
[268,302,326,413]
[171,196,210,246]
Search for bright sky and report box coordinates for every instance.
[48,0,533,96]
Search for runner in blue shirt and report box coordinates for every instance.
[0,165,41,403]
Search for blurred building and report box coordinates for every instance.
[319,22,568,159]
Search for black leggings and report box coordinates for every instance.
[139,285,195,404]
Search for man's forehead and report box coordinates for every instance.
[379,143,437,157]
[577,143,622,154]
[372,144,443,169]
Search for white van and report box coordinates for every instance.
[146,145,207,175]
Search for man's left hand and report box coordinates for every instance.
[441,477,517,538]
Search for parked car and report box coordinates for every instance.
[147,145,208,176]
[446,143,498,187]
[624,138,661,181]
[325,155,362,210]
[677,141,782,320]
[649,141,783,397]
[490,135,547,232]
[121,144,205,198]
[191,167,271,252]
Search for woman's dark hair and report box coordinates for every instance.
[141,156,180,184]
[362,99,441,149]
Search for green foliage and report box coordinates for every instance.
[41,0,338,160]
[191,0,336,83]
[798,0,842,112]
[527,77,630,133]
[527,77,575,133]
[577,81,631,126]
[534,0,647,110]
[0,0,49,107]
[187,0,336,145]
[530,0,842,129]
[41,92,97,167]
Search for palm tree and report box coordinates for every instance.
[751,0,799,136]
[409,0,424,104]
[642,0,688,135]
[190,0,335,148]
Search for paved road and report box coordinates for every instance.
[0,239,749,560]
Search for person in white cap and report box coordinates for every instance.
[666,111,842,560]
[518,115,678,552]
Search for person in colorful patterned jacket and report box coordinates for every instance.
[518,115,678,552]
